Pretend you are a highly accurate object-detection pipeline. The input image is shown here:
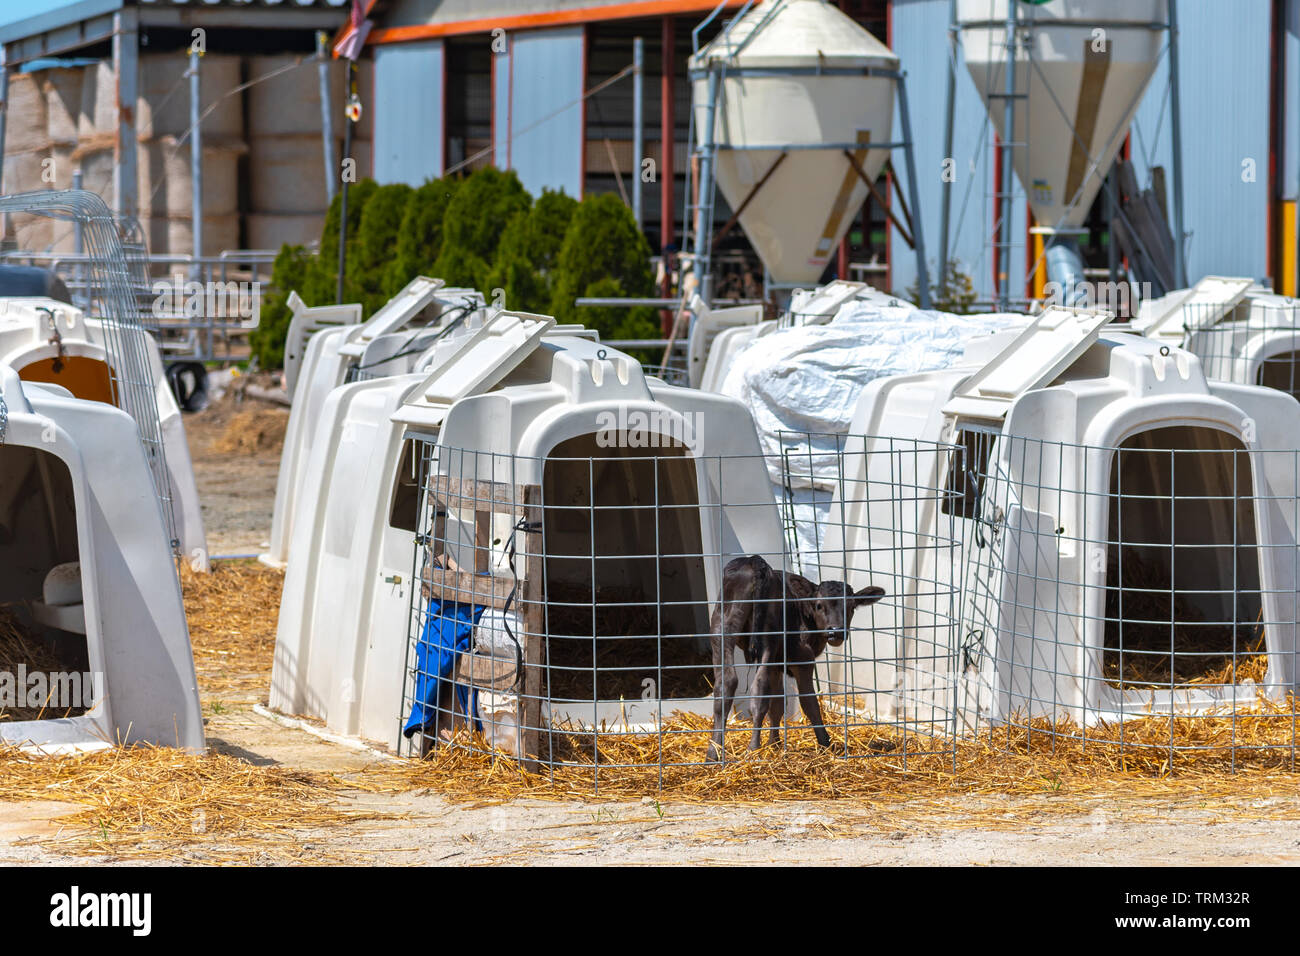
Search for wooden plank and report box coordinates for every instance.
[454,650,519,692]
[423,567,518,610]
[520,486,545,773]
[430,475,533,509]
[1150,165,1170,226]
[474,510,491,573]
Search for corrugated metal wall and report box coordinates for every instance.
[1285,0,1299,294]
[890,0,1026,304]
[1285,0,1299,203]
[1130,0,1271,284]
[495,26,585,198]
[374,40,444,184]
[893,0,1278,298]
[367,0,1285,296]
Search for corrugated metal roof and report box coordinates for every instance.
[134,1,348,6]
[1,0,350,49]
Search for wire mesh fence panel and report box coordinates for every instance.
[1183,297,1300,401]
[785,432,965,767]
[114,214,162,337]
[0,190,179,551]
[397,433,963,788]
[952,429,1299,767]
[649,365,691,387]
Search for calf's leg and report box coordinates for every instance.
[708,634,739,761]
[766,676,785,749]
[749,665,777,750]
[792,663,831,748]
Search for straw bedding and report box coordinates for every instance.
[180,561,283,698]
[0,605,88,722]
[0,563,386,860]
[5,557,1300,859]
[1103,553,1266,688]
[209,408,289,456]
[0,742,386,861]
[396,698,1300,805]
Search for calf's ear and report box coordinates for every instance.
[797,598,820,631]
[852,585,885,609]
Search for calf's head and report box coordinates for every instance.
[803,581,885,647]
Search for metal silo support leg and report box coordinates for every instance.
[997,3,1017,312]
[938,0,958,293]
[1167,0,1188,288]
[897,72,932,310]
[693,68,720,304]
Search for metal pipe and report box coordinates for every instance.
[1295,0,1300,296]
[1045,236,1088,305]
[633,36,645,228]
[897,72,932,310]
[73,169,84,256]
[1168,0,1188,288]
[716,139,912,151]
[660,16,676,249]
[938,0,957,288]
[693,67,720,303]
[189,48,203,267]
[996,2,1017,310]
[0,47,8,197]
[337,60,356,305]
[113,11,139,220]
[318,31,338,203]
[1106,170,1119,283]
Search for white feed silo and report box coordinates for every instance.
[956,0,1169,302]
[689,0,929,302]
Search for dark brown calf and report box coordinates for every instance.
[707,554,883,760]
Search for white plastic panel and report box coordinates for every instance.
[341,276,446,356]
[1142,275,1254,340]
[411,310,555,406]
[945,306,1112,417]
[687,295,763,388]
[786,280,868,324]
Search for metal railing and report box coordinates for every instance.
[0,248,277,364]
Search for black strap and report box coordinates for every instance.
[500,515,542,677]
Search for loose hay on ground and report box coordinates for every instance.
[61,556,1300,843]
[0,606,88,721]
[209,408,289,456]
[0,743,389,860]
[181,561,283,698]
[380,701,1300,813]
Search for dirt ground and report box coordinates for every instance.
[1,399,1299,866]
[183,382,288,557]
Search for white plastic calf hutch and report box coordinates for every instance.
[823,307,1300,732]
[1137,276,1300,401]
[262,278,487,569]
[0,367,203,750]
[0,296,208,567]
[695,281,879,392]
[269,310,784,757]
[282,293,361,400]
